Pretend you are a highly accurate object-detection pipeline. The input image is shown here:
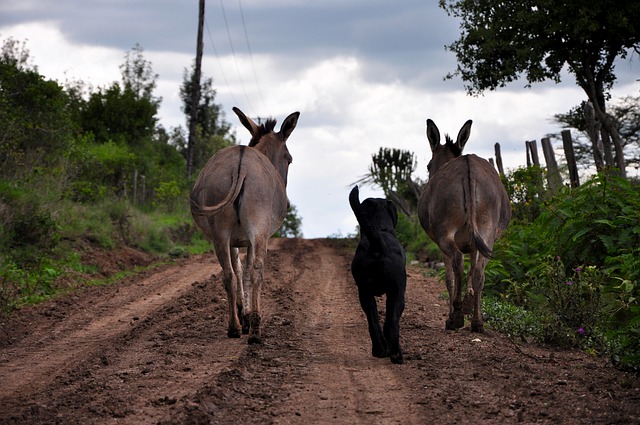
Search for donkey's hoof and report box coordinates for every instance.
[241,315,250,335]
[227,328,241,338]
[471,320,484,333]
[445,316,464,330]
[248,335,262,345]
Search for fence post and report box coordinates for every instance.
[541,137,563,195]
[494,143,505,175]
[561,130,580,187]
[529,140,540,166]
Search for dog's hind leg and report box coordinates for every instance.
[358,291,388,358]
[384,291,405,364]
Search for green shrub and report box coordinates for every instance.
[395,213,440,262]
[485,172,640,369]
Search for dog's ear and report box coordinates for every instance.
[387,200,398,227]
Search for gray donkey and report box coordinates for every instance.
[418,119,511,332]
[190,107,300,343]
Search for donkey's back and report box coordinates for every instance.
[419,153,509,258]
[191,145,288,246]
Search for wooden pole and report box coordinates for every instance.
[541,137,562,195]
[529,140,540,167]
[561,130,580,188]
[186,0,205,179]
[494,143,505,175]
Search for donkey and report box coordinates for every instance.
[418,119,511,332]
[190,107,300,344]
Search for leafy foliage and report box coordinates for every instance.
[0,38,236,312]
[485,172,640,369]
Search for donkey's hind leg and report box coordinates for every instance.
[246,236,267,344]
[443,243,465,330]
[214,241,242,338]
[230,247,248,334]
[469,252,488,333]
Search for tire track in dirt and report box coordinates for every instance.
[2,239,639,424]
[0,260,215,397]
[270,238,424,424]
[0,254,253,423]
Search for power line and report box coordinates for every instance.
[218,0,255,114]
[204,18,241,108]
[237,0,269,114]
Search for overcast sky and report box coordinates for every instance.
[1,1,638,238]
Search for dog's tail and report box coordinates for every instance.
[349,185,385,254]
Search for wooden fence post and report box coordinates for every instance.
[494,143,505,175]
[541,137,563,195]
[561,130,580,187]
[529,140,540,166]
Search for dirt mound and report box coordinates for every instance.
[1,238,639,424]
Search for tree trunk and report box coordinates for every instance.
[186,0,205,179]
[583,102,605,170]
[580,64,626,177]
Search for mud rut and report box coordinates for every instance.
[1,238,639,425]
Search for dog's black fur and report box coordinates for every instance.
[349,185,406,364]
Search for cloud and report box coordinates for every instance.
[1,2,639,239]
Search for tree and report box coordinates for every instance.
[81,45,160,148]
[354,148,421,216]
[440,0,640,177]
[0,38,75,179]
[178,66,235,174]
[120,44,160,106]
[554,95,640,172]
[276,204,303,238]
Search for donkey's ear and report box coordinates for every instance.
[426,119,440,151]
[233,107,259,137]
[280,111,300,141]
[455,120,473,151]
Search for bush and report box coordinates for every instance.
[395,213,440,262]
[486,172,640,369]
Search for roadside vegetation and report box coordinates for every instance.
[0,38,301,313]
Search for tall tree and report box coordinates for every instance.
[0,38,74,179]
[440,0,640,177]
[554,95,640,172]
[355,148,421,216]
[178,67,235,173]
[81,45,160,147]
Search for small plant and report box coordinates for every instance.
[523,256,607,348]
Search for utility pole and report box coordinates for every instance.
[187,0,205,179]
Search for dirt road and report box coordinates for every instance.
[1,238,639,424]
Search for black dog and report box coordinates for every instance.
[349,185,406,364]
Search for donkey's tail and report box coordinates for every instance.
[466,157,493,259]
[191,170,246,217]
[349,185,385,254]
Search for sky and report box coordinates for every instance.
[1,1,638,238]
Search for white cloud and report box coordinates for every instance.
[2,15,639,239]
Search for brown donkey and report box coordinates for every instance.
[190,107,300,343]
[418,119,511,332]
